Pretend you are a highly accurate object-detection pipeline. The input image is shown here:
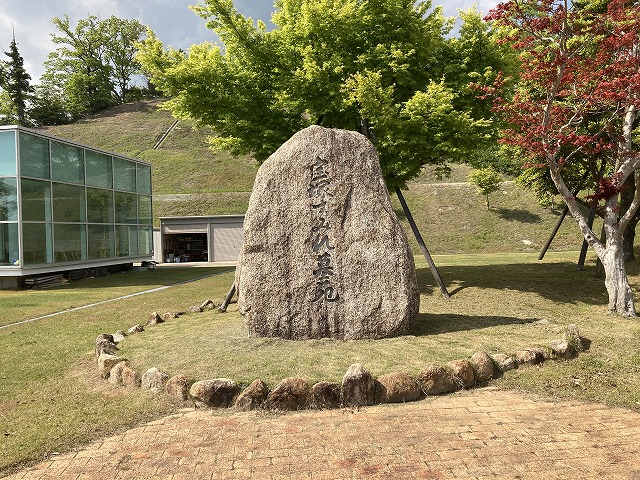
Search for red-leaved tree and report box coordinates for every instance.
[486,0,640,316]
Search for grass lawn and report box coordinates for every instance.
[0,266,232,476]
[2,252,639,476]
[0,266,230,328]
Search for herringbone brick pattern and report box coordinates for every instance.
[6,387,640,479]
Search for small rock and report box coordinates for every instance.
[564,324,590,352]
[146,312,164,326]
[111,330,127,343]
[190,379,241,408]
[308,381,342,409]
[550,339,574,359]
[127,324,144,335]
[200,299,216,311]
[342,364,376,407]
[95,333,114,344]
[235,379,270,411]
[447,360,475,389]
[264,377,310,411]
[416,364,458,396]
[165,374,191,400]
[121,365,141,387]
[162,312,180,321]
[188,305,202,313]
[141,367,170,393]
[98,354,125,379]
[514,348,545,366]
[108,361,129,385]
[534,346,552,360]
[490,353,516,373]
[470,351,494,383]
[376,373,421,403]
[95,339,118,360]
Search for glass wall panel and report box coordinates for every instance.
[52,141,84,184]
[115,224,138,257]
[0,222,19,265]
[19,133,50,179]
[0,178,18,221]
[138,225,152,255]
[0,131,17,176]
[88,224,115,259]
[86,150,113,188]
[54,223,87,262]
[23,222,53,265]
[87,188,113,223]
[21,178,52,222]
[114,191,137,224]
[53,183,86,223]
[136,163,151,194]
[138,195,151,225]
[113,157,136,192]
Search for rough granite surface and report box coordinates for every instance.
[236,125,419,340]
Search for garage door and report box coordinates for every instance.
[213,226,243,261]
[162,223,207,234]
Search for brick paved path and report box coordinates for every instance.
[6,387,640,480]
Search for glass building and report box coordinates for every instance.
[0,126,153,287]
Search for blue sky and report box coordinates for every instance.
[0,0,501,82]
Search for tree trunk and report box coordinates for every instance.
[601,244,636,316]
[547,161,638,317]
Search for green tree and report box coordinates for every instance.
[138,0,493,189]
[446,8,518,124]
[28,84,70,126]
[1,32,33,126]
[469,167,502,209]
[102,16,147,102]
[45,15,114,119]
[42,15,148,120]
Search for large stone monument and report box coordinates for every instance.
[236,125,419,340]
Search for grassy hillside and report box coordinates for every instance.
[43,100,587,255]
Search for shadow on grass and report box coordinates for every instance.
[409,312,538,336]
[494,208,542,223]
[417,261,612,306]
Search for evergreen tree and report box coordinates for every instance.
[2,32,33,126]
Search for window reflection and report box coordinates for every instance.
[53,183,86,223]
[51,141,84,184]
[0,178,18,222]
[0,223,19,265]
[19,133,50,179]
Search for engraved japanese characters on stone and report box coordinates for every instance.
[308,155,339,303]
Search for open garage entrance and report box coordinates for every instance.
[157,215,244,264]
[163,232,207,262]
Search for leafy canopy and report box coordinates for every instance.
[469,167,503,208]
[40,14,147,122]
[138,0,500,188]
[487,0,640,315]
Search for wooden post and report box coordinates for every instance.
[218,283,237,313]
[539,169,592,261]
[539,205,569,260]
[577,206,596,271]
[395,186,450,299]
